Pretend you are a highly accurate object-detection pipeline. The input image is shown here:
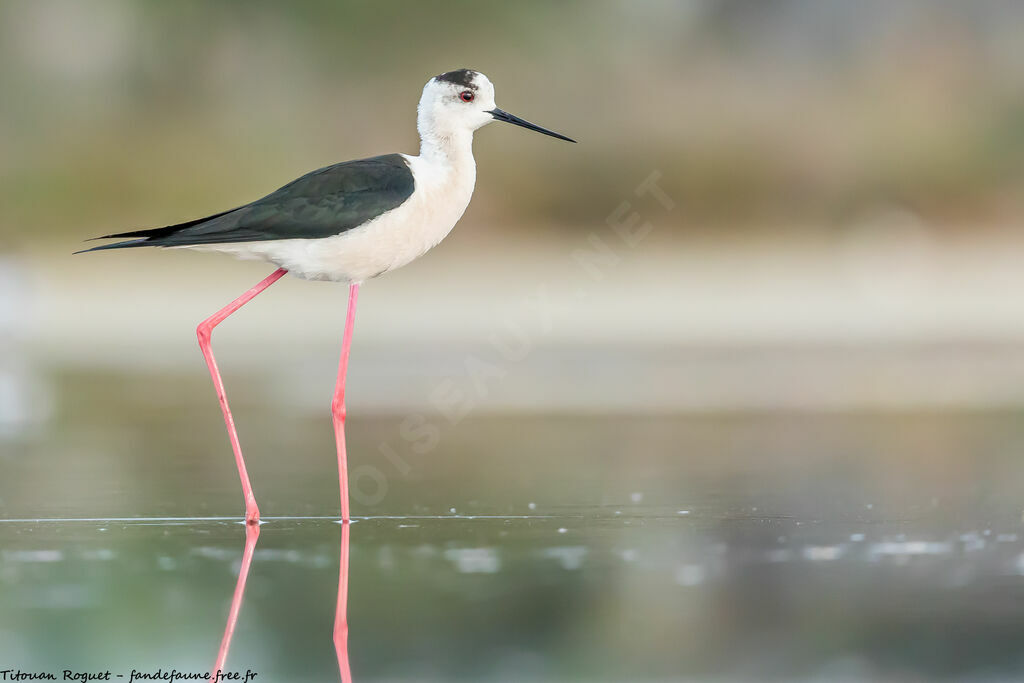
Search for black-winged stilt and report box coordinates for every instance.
[79,69,574,525]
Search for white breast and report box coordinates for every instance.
[193,152,476,282]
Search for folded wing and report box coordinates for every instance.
[81,154,415,252]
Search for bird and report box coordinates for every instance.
[79,69,575,526]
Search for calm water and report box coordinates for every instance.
[4,368,1024,681]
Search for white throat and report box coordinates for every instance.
[412,103,478,219]
[416,113,476,170]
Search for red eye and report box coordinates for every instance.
[459,90,474,102]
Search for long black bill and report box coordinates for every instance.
[489,108,576,143]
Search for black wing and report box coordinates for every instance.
[80,154,415,251]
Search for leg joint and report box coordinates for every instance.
[196,321,213,346]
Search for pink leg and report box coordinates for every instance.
[333,520,353,682]
[331,283,360,522]
[197,267,288,525]
[211,521,260,677]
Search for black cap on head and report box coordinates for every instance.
[434,68,477,89]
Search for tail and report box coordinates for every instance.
[74,239,152,254]
[74,206,238,255]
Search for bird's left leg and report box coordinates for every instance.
[331,283,360,522]
[197,267,288,524]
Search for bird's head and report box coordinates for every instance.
[417,69,575,145]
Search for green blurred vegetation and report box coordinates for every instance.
[2,0,1024,247]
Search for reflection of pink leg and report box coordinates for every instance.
[212,522,260,677]
[197,268,287,525]
[334,521,353,682]
[331,283,360,523]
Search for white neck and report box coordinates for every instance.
[417,112,476,167]
[410,104,478,223]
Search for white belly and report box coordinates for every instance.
[187,153,475,282]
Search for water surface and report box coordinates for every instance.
[3,368,1024,681]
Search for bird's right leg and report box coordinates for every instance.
[331,283,360,523]
[196,267,288,525]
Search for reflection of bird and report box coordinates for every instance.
[79,70,574,524]
[212,523,259,677]
[334,521,353,683]
[209,522,351,680]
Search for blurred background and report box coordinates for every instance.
[4,0,1024,417]
[4,1,1024,681]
